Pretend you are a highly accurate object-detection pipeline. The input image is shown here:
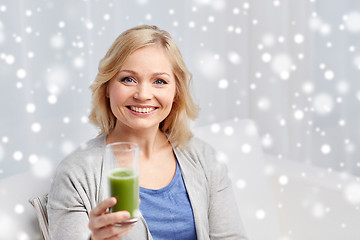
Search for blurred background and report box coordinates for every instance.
[0,0,360,239]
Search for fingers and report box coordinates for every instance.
[89,210,130,231]
[93,223,134,240]
[89,197,134,240]
[91,197,116,217]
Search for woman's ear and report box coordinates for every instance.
[105,81,110,98]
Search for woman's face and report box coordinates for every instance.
[107,45,177,132]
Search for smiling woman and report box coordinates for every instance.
[105,45,177,134]
[89,25,199,148]
[46,25,248,240]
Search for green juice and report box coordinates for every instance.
[108,168,139,218]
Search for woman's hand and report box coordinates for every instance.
[89,197,134,240]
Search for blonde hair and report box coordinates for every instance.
[89,25,199,148]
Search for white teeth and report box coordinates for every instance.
[130,106,155,113]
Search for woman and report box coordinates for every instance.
[47,25,248,240]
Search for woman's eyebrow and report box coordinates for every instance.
[152,72,171,77]
[118,69,137,75]
[119,70,171,77]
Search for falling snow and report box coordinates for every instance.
[1,0,360,239]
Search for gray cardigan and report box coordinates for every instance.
[47,135,248,240]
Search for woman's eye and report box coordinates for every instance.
[120,77,134,84]
[154,79,167,85]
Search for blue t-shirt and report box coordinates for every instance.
[139,161,197,240]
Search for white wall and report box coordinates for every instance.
[1,0,360,239]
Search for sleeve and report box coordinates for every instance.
[47,162,93,240]
[206,146,249,240]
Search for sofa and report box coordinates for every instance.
[1,119,359,239]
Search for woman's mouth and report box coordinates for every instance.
[127,106,157,114]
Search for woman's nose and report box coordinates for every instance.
[134,83,152,101]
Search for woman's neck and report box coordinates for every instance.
[106,125,169,160]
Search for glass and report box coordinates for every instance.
[104,142,140,225]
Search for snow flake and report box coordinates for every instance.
[0,214,15,240]
[224,126,234,136]
[243,2,250,9]
[216,151,228,163]
[313,93,334,115]
[5,55,15,65]
[344,183,360,204]
[312,202,325,218]
[227,51,241,65]
[261,52,272,63]
[17,232,30,240]
[48,94,58,104]
[210,123,221,133]
[294,110,304,120]
[16,69,26,79]
[211,0,226,11]
[27,51,34,58]
[58,21,66,28]
[61,141,75,155]
[145,14,152,21]
[244,122,258,136]
[137,0,148,5]
[236,179,247,189]
[338,119,346,126]
[235,27,242,34]
[262,34,275,47]
[320,23,331,35]
[26,103,36,113]
[25,10,32,17]
[349,46,356,52]
[63,117,70,124]
[46,66,70,95]
[336,81,349,94]
[255,209,266,220]
[81,116,89,124]
[196,51,225,79]
[31,158,53,178]
[278,36,285,43]
[25,26,32,34]
[241,143,252,154]
[218,78,229,89]
[85,20,94,30]
[302,82,314,94]
[258,98,271,111]
[73,56,85,68]
[271,54,292,75]
[343,11,360,33]
[294,34,304,44]
[262,134,273,148]
[321,144,331,154]
[278,175,289,185]
[324,70,334,80]
[14,204,24,214]
[13,151,23,161]
[103,14,110,21]
[31,122,42,133]
[28,154,39,164]
[50,34,65,49]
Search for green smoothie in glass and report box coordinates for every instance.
[108,168,139,218]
